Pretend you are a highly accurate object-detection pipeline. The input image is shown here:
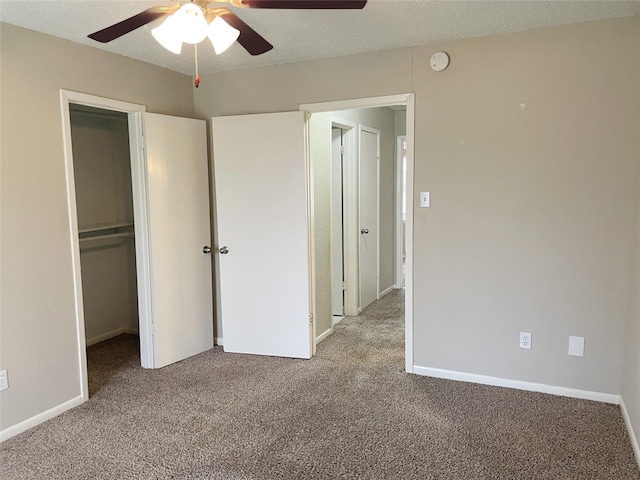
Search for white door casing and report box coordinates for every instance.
[331,127,345,317]
[395,135,407,288]
[212,111,313,359]
[302,93,414,373]
[359,126,380,310]
[144,113,214,369]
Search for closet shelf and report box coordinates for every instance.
[79,222,133,234]
[79,232,134,244]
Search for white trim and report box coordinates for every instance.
[301,93,415,375]
[60,90,152,381]
[304,112,317,357]
[0,395,85,442]
[621,397,640,467]
[315,328,333,345]
[330,117,358,317]
[395,135,407,288]
[214,337,223,346]
[332,315,344,325]
[379,285,395,298]
[85,328,139,347]
[413,366,621,404]
[59,91,89,405]
[128,112,155,369]
[404,95,415,374]
[302,95,414,113]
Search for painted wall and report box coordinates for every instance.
[0,23,194,433]
[70,109,138,344]
[195,16,640,400]
[309,112,333,339]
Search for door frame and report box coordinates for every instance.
[330,117,358,318]
[60,90,153,402]
[358,124,381,311]
[395,135,407,288]
[301,93,416,374]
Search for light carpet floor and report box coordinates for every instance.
[1,289,639,479]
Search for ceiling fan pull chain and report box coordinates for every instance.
[194,43,200,88]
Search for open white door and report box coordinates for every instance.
[144,113,214,368]
[212,111,313,359]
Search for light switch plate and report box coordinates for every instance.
[420,192,430,208]
[568,336,585,357]
[0,370,8,391]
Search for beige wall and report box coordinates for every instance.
[309,112,333,338]
[195,15,640,402]
[0,23,193,432]
[411,17,638,395]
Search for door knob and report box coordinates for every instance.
[360,228,369,234]
[219,246,229,254]
[203,246,212,254]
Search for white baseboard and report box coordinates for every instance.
[0,394,85,442]
[379,285,394,298]
[413,366,621,404]
[215,337,223,346]
[315,328,333,345]
[86,327,138,347]
[621,397,640,468]
[332,315,344,325]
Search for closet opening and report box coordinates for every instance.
[69,104,140,390]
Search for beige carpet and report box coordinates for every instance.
[1,289,639,479]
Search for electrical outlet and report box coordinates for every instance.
[0,370,8,391]
[520,332,532,349]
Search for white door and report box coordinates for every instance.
[359,127,380,310]
[144,113,214,368]
[212,111,313,359]
[331,127,345,317]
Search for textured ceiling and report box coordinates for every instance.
[1,0,639,75]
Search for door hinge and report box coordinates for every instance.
[340,146,345,155]
[309,313,313,324]
[140,135,145,149]
[342,281,347,290]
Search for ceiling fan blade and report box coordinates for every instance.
[241,0,367,8]
[88,6,177,43]
[220,12,273,56]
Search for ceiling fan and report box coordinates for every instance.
[88,0,368,57]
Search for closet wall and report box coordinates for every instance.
[70,105,138,345]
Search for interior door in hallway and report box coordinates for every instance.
[144,113,214,368]
[212,111,313,359]
[359,127,380,310]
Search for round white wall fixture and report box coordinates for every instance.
[430,52,450,72]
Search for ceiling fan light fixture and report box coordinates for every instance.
[173,3,208,44]
[207,16,241,55]
[151,15,183,54]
